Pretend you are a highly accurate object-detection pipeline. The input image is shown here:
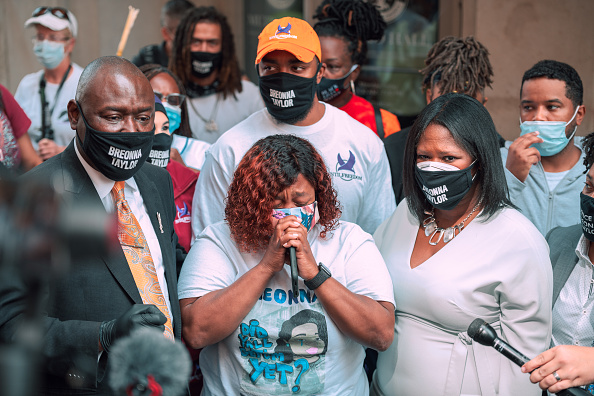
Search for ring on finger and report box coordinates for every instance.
[552,371,561,382]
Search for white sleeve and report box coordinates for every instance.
[495,227,553,395]
[178,227,237,299]
[342,227,396,307]
[191,150,232,244]
[356,147,397,234]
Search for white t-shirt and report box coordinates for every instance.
[14,63,83,149]
[186,80,264,144]
[178,220,395,396]
[171,134,210,170]
[191,103,396,240]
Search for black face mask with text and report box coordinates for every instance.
[76,102,154,181]
[414,161,476,211]
[258,64,321,123]
[581,192,594,242]
[147,133,172,168]
[191,51,222,79]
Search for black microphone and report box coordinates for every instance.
[289,247,299,296]
[467,319,590,396]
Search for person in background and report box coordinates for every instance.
[15,6,82,160]
[169,6,263,144]
[191,16,395,239]
[179,134,395,395]
[148,96,197,259]
[0,84,41,173]
[131,0,195,68]
[383,35,498,204]
[313,0,401,139]
[140,64,210,170]
[502,60,587,235]
[520,131,594,395]
[372,93,552,396]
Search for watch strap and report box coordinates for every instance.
[304,263,331,290]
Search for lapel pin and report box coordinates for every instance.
[157,212,164,234]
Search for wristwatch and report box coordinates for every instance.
[304,263,331,290]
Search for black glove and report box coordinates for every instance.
[99,304,167,353]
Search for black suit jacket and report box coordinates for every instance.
[547,224,582,305]
[0,142,182,395]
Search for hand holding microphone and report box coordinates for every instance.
[467,319,590,396]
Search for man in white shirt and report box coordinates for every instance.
[15,6,83,160]
[0,56,182,395]
[191,16,395,239]
[169,6,263,143]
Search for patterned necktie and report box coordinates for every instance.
[111,181,174,340]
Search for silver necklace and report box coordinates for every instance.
[422,202,481,245]
[188,94,220,132]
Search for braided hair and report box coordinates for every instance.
[313,0,386,65]
[583,132,594,171]
[421,36,493,99]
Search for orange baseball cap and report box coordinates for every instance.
[255,17,321,64]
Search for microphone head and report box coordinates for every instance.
[467,318,497,346]
[108,328,191,396]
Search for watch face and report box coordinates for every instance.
[319,263,331,276]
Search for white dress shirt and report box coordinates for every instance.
[552,234,594,348]
[74,142,172,317]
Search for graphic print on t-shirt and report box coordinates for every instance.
[331,150,362,181]
[238,306,327,395]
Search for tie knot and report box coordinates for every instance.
[111,181,126,203]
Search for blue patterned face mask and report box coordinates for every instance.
[272,201,319,232]
[519,105,580,157]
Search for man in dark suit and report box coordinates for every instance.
[521,132,594,394]
[0,56,182,395]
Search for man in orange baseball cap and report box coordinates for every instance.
[191,16,395,242]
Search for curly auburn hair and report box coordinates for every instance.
[225,134,341,253]
[169,6,242,99]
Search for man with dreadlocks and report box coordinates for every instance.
[169,6,263,144]
[520,131,594,394]
[382,35,500,203]
[313,0,401,139]
[502,60,586,235]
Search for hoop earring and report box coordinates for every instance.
[350,80,356,95]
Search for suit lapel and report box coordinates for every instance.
[61,143,142,304]
[552,239,580,305]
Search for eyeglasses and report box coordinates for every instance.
[32,6,70,21]
[154,91,186,107]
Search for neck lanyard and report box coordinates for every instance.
[38,64,71,140]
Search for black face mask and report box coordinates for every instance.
[316,65,358,102]
[148,133,172,168]
[258,64,321,123]
[76,103,154,181]
[580,192,594,242]
[415,161,476,211]
[191,51,222,79]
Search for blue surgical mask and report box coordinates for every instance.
[519,105,581,157]
[272,201,319,232]
[33,40,65,70]
[163,102,181,133]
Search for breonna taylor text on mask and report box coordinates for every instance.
[269,89,295,108]
[108,146,142,169]
[423,184,448,205]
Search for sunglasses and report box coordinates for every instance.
[154,91,186,107]
[32,7,70,21]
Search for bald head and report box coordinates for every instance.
[76,56,151,102]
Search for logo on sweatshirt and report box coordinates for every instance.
[331,150,362,181]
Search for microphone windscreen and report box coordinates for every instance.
[467,318,485,339]
[108,328,191,396]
